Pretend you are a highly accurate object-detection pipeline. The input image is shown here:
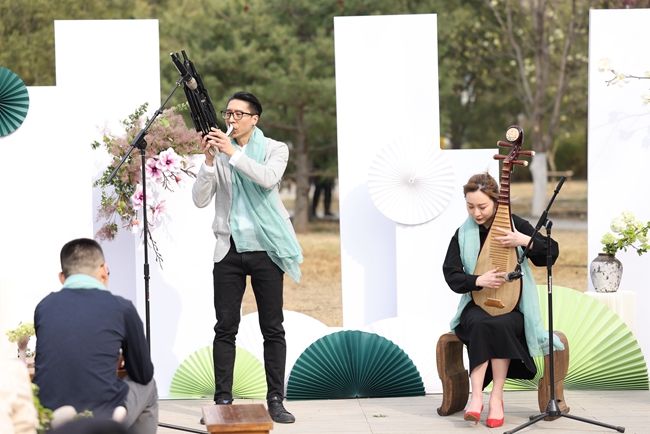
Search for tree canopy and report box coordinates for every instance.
[3,0,621,222]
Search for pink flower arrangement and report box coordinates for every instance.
[145,158,164,182]
[92,103,201,265]
[131,184,153,211]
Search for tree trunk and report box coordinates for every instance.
[291,107,310,233]
[530,151,548,217]
[486,0,584,216]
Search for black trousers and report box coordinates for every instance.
[212,241,286,401]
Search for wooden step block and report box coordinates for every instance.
[201,404,274,434]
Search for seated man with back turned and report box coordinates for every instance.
[33,238,158,434]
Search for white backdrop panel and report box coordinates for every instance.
[396,150,499,321]
[0,21,177,382]
[54,19,161,305]
[588,9,650,362]
[334,14,441,330]
[0,85,90,359]
[393,149,498,393]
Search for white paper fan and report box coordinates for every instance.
[364,316,440,393]
[236,312,265,363]
[368,141,454,225]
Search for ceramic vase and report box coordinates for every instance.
[17,336,30,364]
[589,253,623,292]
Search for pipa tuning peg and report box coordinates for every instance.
[493,154,506,160]
[519,150,535,157]
[497,140,513,148]
[512,160,528,167]
[505,125,524,144]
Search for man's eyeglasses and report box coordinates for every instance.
[220,110,256,120]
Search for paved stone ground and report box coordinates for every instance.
[158,389,647,434]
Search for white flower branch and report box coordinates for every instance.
[599,58,650,106]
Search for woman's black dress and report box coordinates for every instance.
[443,214,559,389]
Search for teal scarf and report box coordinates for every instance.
[449,216,563,356]
[230,127,303,283]
[62,274,106,290]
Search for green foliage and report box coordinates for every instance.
[5,322,35,343]
[0,0,143,86]
[31,383,53,432]
[74,410,95,420]
[552,129,587,179]
[4,0,611,222]
[437,0,521,148]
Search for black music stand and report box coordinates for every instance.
[504,176,624,434]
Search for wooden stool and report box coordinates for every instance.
[436,331,570,418]
[538,331,570,420]
[201,404,274,434]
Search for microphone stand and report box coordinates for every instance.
[107,77,208,434]
[504,176,624,434]
[106,76,184,351]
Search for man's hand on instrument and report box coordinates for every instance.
[476,267,506,289]
[492,226,530,248]
[205,127,236,157]
[199,132,215,166]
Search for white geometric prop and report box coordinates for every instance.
[0,20,160,360]
[236,310,336,387]
[364,316,440,394]
[368,141,454,225]
[588,9,650,364]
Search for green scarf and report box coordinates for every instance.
[230,127,303,283]
[449,216,563,357]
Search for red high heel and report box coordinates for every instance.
[486,401,504,428]
[463,404,484,424]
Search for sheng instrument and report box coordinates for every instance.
[170,50,232,156]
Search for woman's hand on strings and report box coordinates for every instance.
[476,267,506,289]
[493,226,531,249]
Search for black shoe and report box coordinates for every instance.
[267,397,295,424]
[199,398,233,425]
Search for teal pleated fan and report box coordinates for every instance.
[286,330,425,400]
[505,285,648,391]
[0,67,30,137]
[169,345,267,399]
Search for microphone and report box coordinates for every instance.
[504,271,523,283]
[170,53,198,90]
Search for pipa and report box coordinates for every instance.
[472,126,534,316]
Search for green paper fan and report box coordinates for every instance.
[0,67,30,137]
[505,285,648,391]
[286,330,425,400]
[169,345,267,399]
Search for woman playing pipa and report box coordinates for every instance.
[442,126,564,428]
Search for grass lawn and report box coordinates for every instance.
[242,180,589,327]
